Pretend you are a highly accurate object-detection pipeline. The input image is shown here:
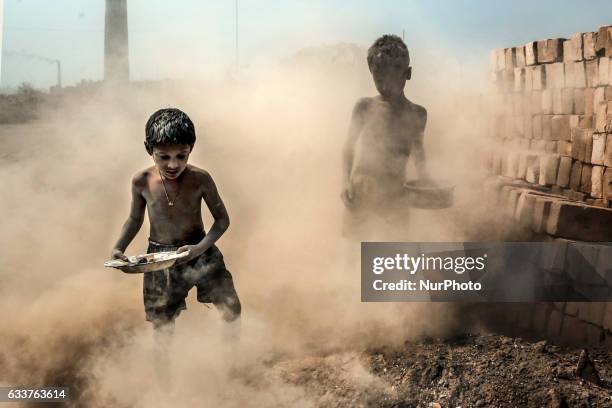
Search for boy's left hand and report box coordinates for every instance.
[176,245,201,264]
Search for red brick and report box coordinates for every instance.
[591,133,607,165]
[566,302,581,316]
[580,164,592,193]
[563,33,583,62]
[561,89,574,114]
[547,309,564,338]
[569,160,583,190]
[532,115,542,139]
[564,62,575,88]
[603,167,612,201]
[595,25,612,58]
[526,161,539,184]
[537,39,564,64]
[585,325,604,346]
[569,114,590,129]
[514,67,525,92]
[551,115,571,140]
[605,134,612,167]
[556,141,572,156]
[560,315,588,345]
[584,88,594,116]
[533,303,553,334]
[546,201,612,241]
[515,191,537,225]
[496,49,506,70]
[595,101,612,132]
[574,89,585,114]
[583,32,597,60]
[574,61,587,88]
[604,303,612,331]
[516,45,527,67]
[599,57,610,86]
[556,156,572,187]
[525,41,538,66]
[532,65,546,90]
[546,62,565,89]
[542,89,553,114]
[532,196,561,233]
[584,129,594,164]
[570,128,586,161]
[542,115,552,140]
[505,47,517,70]
[586,59,599,87]
[591,165,604,198]
[524,115,533,139]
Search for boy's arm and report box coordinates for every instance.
[412,107,431,181]
[110,176,146,260]
[341,98,368,206]
[177,172,229,261]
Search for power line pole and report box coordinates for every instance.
[56,60,61,88]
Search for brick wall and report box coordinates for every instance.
[484,25,612,349]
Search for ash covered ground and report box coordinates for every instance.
[269,334,612,408]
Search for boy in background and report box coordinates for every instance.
[341,35,430,238]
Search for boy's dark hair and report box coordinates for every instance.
[144,108,196,154]
[367,35,410,71]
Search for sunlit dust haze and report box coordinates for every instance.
[0,37,500,406]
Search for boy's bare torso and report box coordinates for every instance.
[133,165,217,245]
[353,95,427,186]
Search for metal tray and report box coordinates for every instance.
[403,179,455,209]
[104,251,189,273]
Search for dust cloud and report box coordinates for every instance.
[0,43,497,406]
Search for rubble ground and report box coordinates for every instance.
[268,334,612,408]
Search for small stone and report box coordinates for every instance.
[575,349,601,385]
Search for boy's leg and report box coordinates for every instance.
[152,318,175,389]
[193,246,242,323]
[196,263,242,370]
[196,268,241,325]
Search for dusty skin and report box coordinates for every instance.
[1,47,610,407]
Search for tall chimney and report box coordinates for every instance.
[104,0,129,81]
[0,0,4,86]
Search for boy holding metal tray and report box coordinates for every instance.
[109,108,241,331]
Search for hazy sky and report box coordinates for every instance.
[1,0,611,89]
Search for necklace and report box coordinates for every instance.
[158,168,180,207]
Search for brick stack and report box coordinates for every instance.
[487,26,612,212]
[484,25,612,349]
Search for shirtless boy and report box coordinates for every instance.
[341,35,430,236]
[110,108,241,330]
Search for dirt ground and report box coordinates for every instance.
[267,334,612,408]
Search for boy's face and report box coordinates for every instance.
[151,144,192,180]
[370,64,411,99]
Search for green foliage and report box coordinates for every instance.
[0,83,44,124]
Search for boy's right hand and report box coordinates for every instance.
[340,183,355,208]
[110,249,129,262]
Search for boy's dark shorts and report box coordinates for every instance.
[143,239,241,325]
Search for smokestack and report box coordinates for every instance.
[0,0,4,86]
[104,0,129,82]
